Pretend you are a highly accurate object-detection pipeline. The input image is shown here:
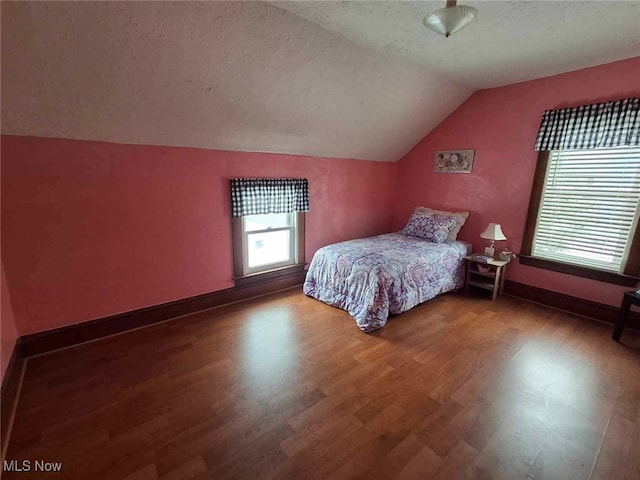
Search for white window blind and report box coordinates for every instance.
[532,147,640,272]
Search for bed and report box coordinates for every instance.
[303,207,471,332]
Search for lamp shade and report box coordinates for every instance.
[480,223,507,241]
[423,1,478,38]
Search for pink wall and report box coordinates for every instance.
[1,263,18,382]
[3,59,638,340]
[394,57,640,307]
[1,136,397,335]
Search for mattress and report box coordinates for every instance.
[303,233,469,332]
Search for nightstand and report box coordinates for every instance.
[464,255,510,300]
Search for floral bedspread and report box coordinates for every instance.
[303,233,469,332]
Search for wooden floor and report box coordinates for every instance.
[4,289,640,479]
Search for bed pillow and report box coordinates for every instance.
[402,208,467,243]
[414,207,469,241]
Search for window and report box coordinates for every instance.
[243,212,298,274]
[230,178,308,282]
[533,147,640,270]
[522,97,640,285]
[521,149,640,284]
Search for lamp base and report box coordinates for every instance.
[484,246,495,257]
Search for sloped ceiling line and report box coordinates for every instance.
[2,1,638,162]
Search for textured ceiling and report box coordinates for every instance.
[0,1,471,162]
[2,2,639,162]
[273,1,640,88]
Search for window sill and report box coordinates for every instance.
[233,264,307,288]
[518,255,639,287]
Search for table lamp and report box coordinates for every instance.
[480,223,506,257]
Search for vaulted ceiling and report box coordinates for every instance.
[2,1,639,162]
[273,1,640,89]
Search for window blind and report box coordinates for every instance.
[532,147,640,272]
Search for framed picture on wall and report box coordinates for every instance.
[434,150,475,173]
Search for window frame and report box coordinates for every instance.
[231,212,306,285]
[520,151,640,286]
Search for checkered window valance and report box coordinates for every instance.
[534,97,640,151]
[230,178,309,217]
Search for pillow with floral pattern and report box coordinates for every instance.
[414,207,468,241]
[402,209,463,243]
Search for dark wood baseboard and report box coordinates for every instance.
[504,280,640,331]
[1,339,25,457]
[14,275,636,362]
[20,270,307,357]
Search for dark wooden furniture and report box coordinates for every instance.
[612,290,640,341]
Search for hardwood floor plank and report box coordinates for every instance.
[590,411,635,480]
[395,445,443,479]
[431,439,479,480]
[355,432,427,480]
[3,290,640,479]
[122,464,158,480]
